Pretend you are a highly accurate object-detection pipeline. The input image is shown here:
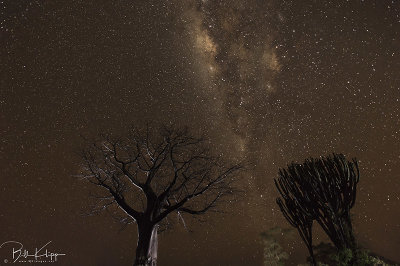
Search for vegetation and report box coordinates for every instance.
[77,125,243,266]
[260,227,294,266]
[274,153,360,265]
[311,242,396,266]
[288,241,396,265]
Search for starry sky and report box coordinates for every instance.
[1,0,399,265]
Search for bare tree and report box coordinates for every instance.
[274,153,360,265]
[77,125,243,266]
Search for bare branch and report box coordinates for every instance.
[77,124,243,232]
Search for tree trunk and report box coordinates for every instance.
[134,224,158,266]
[343,214,358,264]
[307,245,317,266]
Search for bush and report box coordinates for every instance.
[331,248,393,266]
[332,248,353,266]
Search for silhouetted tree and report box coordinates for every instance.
[274,188,316,265]
[274,153,360,265]
[77,125,243,266]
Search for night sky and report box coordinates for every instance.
[1,0,399,265]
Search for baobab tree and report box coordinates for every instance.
[77,125,243,266]
[274,153,360,264]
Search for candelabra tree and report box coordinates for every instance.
[275,181,316,265]
[274,153,360,265]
